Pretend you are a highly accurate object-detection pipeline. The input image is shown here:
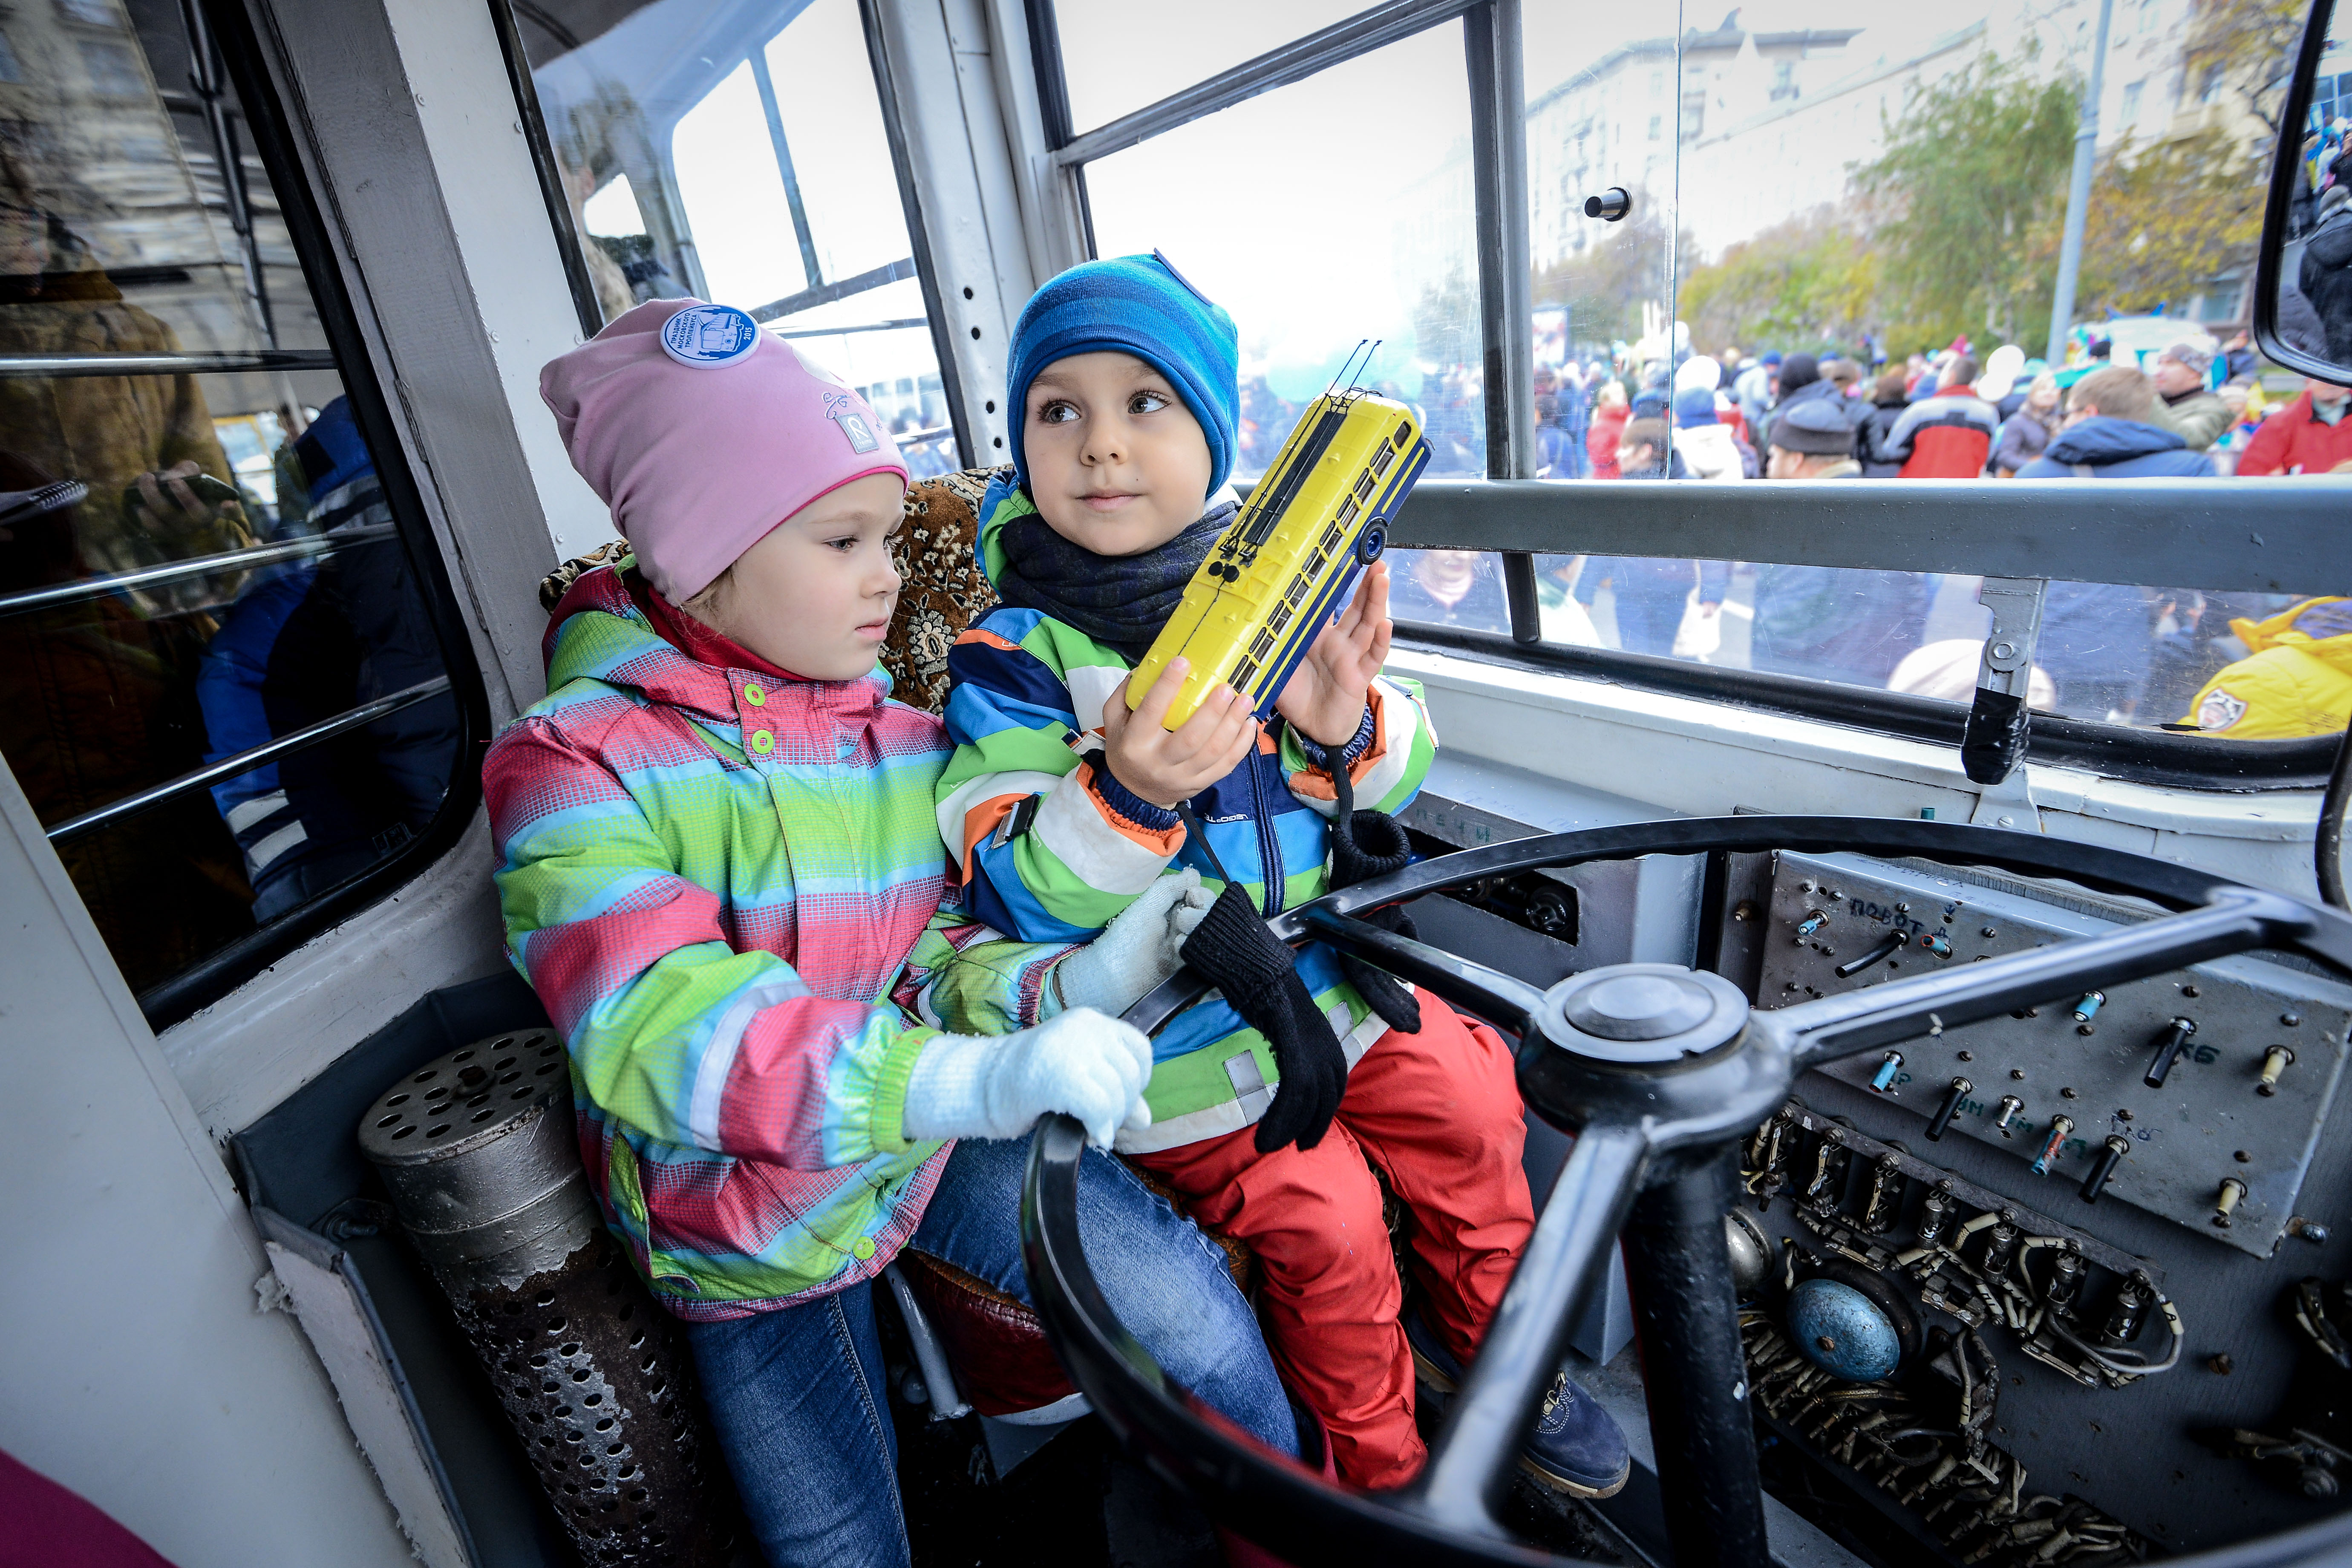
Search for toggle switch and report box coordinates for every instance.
[1995,1095,2025,1134]
[2214,1177,2248,1228]
[1835,932,1907,979]
[2144,1017,2197,1089]
[1920,931,1954,959]
[2031,1115,2075,1176]
[1927,1077,1972,1140]
[2072,990,2105,1023]
[2080,1134,2129,1204]
[2260,1046,2296,1097]
[1796,909,1828,937]
[1871,1051,1903,1093]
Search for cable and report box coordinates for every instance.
[2320,724,2352,910]
[2043,1297,2185,1377]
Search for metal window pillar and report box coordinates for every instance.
[1465,0,1541,644]
[747,47,825,296]
[179,0,275,348]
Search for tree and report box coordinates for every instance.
[1680,207,1881,356]
[2040,127,2265,319]
[2180,0,2306,140]
[1851,50,2081,349]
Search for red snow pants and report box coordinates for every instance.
[1131,1000,1533,1489]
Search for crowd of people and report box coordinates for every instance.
[1374,328,2352,741]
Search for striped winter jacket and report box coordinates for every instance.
[483,562,1062,1319]
[935,476,1438,1154]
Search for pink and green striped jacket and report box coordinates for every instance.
[483,563,1061,1319]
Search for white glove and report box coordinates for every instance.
[902,1008,1155,1149]
[1049,868,1214,1019]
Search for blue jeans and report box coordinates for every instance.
[686,1134,1295,1568]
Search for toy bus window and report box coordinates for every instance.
[1268,603,1294,636]
[1371,443,1395,478]
[0,0,476,1020]
[504,0,964,481]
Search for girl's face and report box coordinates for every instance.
[684,472,905,681]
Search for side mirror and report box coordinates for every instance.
[2258,0,2352,379]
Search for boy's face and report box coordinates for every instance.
[1023,351,1213,558]
[685,471,905,682]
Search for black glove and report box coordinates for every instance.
[1319,737,1422,1036]
[1179,882,1348,1153]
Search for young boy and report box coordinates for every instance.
[486,299,1296,1568]
[936,256,1630,1493]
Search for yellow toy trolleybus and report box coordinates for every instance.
[1129,385,1432,728]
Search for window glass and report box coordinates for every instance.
[0,0,463,1001]
[516,0,959,477]
[1048,0,1366,135]
[1080,20,1507,634]
[1519,0,2338,742]
[1524,3,1681,484]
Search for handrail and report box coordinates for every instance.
[749,257,918,323]
[1383,476,2352,595]
[45,675,452,846]
[770,317,928,340]
[0,523,398,620]
[0,349,338,378]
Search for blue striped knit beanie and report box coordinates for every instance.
[1006,252,1240,496]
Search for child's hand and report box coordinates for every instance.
[1101,657,1257,809]
[1275,562,1391,748]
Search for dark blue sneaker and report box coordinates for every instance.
[1405,1308,1631,1499]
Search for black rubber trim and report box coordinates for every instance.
[2254,0,2340,382]
[1394,623,2335,790]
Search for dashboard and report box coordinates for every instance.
[1714,849,2352,1561]
[1425,830,2352,1565]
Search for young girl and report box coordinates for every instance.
[485,299,1294,1568]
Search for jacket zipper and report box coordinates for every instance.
[1248,738,1283,918]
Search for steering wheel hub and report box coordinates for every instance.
[1539,963,1750,1065]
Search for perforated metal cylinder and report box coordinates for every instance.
[360,1032,736,1566]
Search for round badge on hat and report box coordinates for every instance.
[659,304,762,369]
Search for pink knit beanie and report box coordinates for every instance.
[539,298,907,602]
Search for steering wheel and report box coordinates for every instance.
[1018,815,2352,1568]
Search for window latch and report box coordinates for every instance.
[1962,576,2047,791]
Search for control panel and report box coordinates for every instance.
[1756,851,2352,1257]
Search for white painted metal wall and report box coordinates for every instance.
[0,767,416,1568]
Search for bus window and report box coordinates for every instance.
[1075,19,1511,636]
[0,0,474,1017]
[1507,1,2340,746]
[1045,0,1365,137]
[510,0,963,479]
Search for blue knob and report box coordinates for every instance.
[1787,1278,1903,1382]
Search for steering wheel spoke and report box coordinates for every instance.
[1764,887,2315,1069]
[1410,1122,1650,1534]
[1296,906,1551,1037]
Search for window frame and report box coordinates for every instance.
[491,0,978,468]
[3,0,497,1028]
[1032,0,2349,788]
